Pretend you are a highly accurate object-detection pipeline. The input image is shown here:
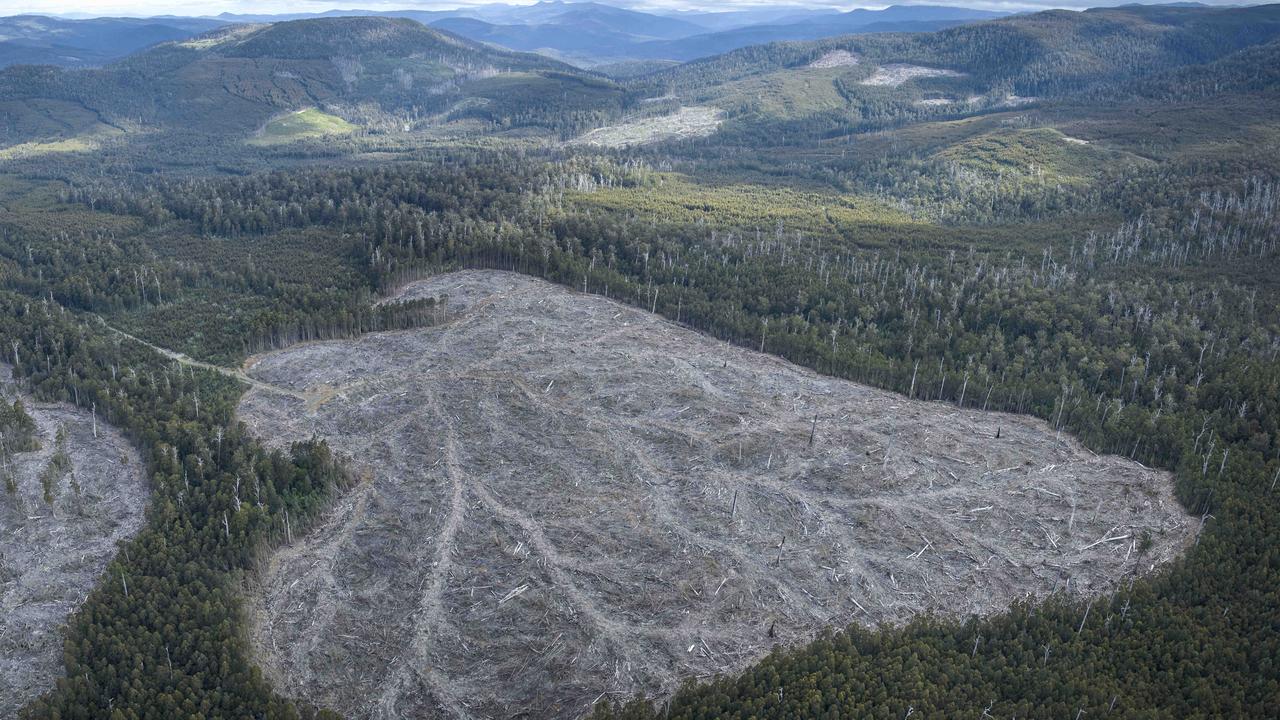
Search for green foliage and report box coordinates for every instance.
[577,173,918,235]
[39,423,71,504]
[250,108,356,146]
[452,71,632,138]
[931,127,1139,186]
[46,137,1275,715]
[0,16,630,146]
[644,4,1280,103]
[2,292,350,719]
[0,397,40,452]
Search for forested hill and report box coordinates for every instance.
[1104,36,1280,103]
[637,4,1280,98]
[0,16,628,143]
[203,16,538,62]
[3,5,1279,154]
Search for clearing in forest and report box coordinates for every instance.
[571,106,722,148]
[241,270,1193,720]
[248,107,356,145]
[809,50,861,68]
[0,371,148,717]
[0,126,122,161]
[860,63,965,87]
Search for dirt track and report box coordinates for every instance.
[240,270,1194,720]
[0,372,148,717]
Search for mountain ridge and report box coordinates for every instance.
[3,4,1279,152]
[0,14,224,68]
[1,4,1010,69]
[0,16,627,144]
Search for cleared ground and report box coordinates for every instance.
[809,50,860,68]
[572,106,722,148]
[241,270,1193,720]
[0,372,148,717]
[861,64,965,87]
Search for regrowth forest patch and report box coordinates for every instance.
[240,271,1192,720]
[249,108,356,146]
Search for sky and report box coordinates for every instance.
[0,0,1262,20]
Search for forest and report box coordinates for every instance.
[1,2,1278,719]
[7,143,1277,718]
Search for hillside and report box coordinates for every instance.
[620,6,1007,63]
[0,14,224,68]
[645,4,1280,98]
[8,4,1276,156]
[607,3,1280,153]
[0,16,627,146]
[429,11,704,63]
[431,4,1004,65]
[195,3,1003,66]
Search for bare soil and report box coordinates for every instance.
[860,64,965,87]
[241,270,1194,720]
[998,94,1039,107]
[809,50,861,69]
[0,372,148,718]
[572,106,722,148]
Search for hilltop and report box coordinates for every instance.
[0,16,627,147]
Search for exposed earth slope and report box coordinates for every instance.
[0,371,149,717]
[240,271,1193,719]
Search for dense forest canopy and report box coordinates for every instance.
[1,2,1278,719]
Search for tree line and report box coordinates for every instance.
[33,149,1276,717]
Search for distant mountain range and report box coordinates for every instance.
[1,3,1010,69]
[203,1,838,29]
[0,15,223,68]
[429,4,1008,64]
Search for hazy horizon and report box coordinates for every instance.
[1,0,1267,22]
